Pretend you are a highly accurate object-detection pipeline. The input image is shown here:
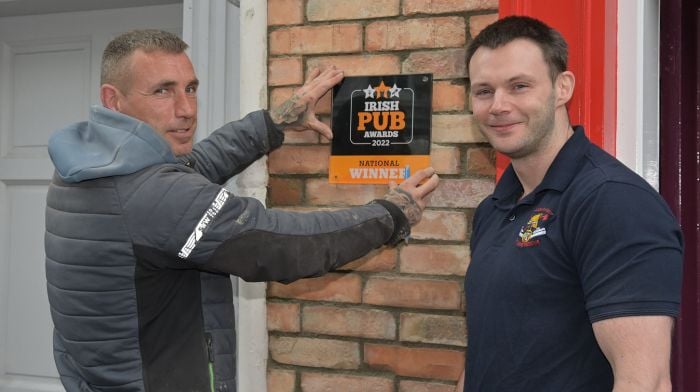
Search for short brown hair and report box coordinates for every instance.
[101,29,189,90]
[466,16,568,83]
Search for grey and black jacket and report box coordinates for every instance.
[45,106,409,392]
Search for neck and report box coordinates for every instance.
[512,122,574,197]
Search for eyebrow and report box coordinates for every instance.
[152,78,200,89]
[470,73,535,87]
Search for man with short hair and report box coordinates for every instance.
[46,29,438,392]
[456,16,682,392]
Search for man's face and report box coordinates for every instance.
[468,39,559,160]
[112,49,198,156]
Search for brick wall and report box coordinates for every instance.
[265,1,499,391]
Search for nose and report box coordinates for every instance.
[174,90,196,119]
[489,89,510,115]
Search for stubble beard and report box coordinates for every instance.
[484,92,557,160]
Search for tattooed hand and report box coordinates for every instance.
[383,167,439,226]
[269,66,344,140]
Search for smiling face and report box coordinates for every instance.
[469,38,570,161]
[101,49,199,156]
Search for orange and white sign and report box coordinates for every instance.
[330,74,432,184]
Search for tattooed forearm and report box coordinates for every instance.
[383,187,422,226]
[270,93,306,127]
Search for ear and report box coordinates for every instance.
[555,71,575,107]
[100,84,122,111]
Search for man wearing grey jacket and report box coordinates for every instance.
[45,29,438,392]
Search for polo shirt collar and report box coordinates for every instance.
[492,126,589,208]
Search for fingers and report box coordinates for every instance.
[301,67,344,99]
[399,167,436,188]
[306,67,321,82]
[397,167,439,207]
[415,172,439,199]
[308,117,333,140]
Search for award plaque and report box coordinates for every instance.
[329,74,432,184]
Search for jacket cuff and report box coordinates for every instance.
[263,110,285,151]
[372,199,411,246]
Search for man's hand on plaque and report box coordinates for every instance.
[383,167,439,226]
[269,66,343,140]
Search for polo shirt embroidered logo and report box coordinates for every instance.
[516,208,554,248]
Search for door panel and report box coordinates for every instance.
[6,183,53,377]
[0,4,182,391]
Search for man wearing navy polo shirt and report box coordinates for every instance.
[455,16,683,392]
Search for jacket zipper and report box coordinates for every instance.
[206,333,215,392]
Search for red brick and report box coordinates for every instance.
[411,210,467,241]
[307,0,399,21]
[268,0,304,26]
[302,372,393,392]
[268,177,304,206]
[430,145,460,175]
[403,49,467,80]
[270,24,363,55]
[339,247,397,272]
[267,302,300,332]
[403,0,498,15]
[427,178,494,208]
[366,17,466,51]
[432,114,486,143]
[267,368,296,392]
[268,273,362,303]
[400,244,469,276]
[467,147,496,177]
[284,129,321,144]
[363,276,462,310]
[432,80,466,112]
[306,179,386,206]
[269,57,303,86]
[303,305,396,339]
[307,54,401,76]
[399,380,455,392]
[315,88,333,115]
[470,13,499,38]
[268,145,329,175]
[364,344,464,380]
[270,336,360,369]
[399,313,467,346]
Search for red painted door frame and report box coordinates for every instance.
[496,0,617,179]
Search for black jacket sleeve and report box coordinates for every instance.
[123,166,398,283]
[181,110,285,185]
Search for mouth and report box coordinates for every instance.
[167,127,194,142]
[487,122,521,132]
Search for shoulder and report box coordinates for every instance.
[115,163,215,205]
[565,144,666,210]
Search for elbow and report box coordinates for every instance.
[613,375,672,392]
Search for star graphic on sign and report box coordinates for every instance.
[363,84,376,99]
[375,81,391,98]
[389,83,401,98]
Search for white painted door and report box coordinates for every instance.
[0,4,183,391]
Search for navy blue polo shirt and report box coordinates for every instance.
[464,127,683,392]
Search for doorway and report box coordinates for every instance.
[0,2,182,390]
[660,0,699,390]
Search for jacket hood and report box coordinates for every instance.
[48,105,179,183]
